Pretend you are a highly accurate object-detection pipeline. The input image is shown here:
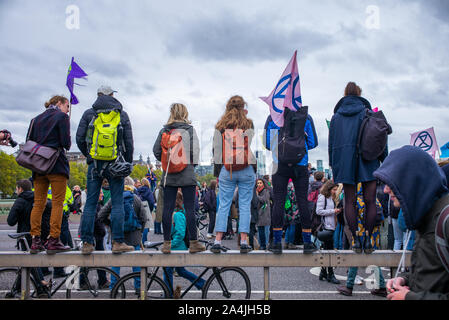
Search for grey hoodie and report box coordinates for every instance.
[153,122,199,187]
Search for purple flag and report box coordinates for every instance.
[66,57,87,105]
[260,50,302,127]
[410,127,439,159]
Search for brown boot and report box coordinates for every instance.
[46,237,71,255]
[189,240,206,254]
[161,241,171,254]
[337,285,353,296]
[173,285,182,299]
[30,236,45,254]
[112,241,134,254]
[81,242,95,255]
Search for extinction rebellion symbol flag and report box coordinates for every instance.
[410,127,439,159]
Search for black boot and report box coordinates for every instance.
[319,267,328,281]
[363,234,374,254]
[327,268,341,284]
[352,235,363,254]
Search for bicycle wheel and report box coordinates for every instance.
[202,267,251,300]
[66,267,121,299]
[111,271,170,299]
[0,268,39,299]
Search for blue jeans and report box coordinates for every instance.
[110,245,141,290]
[81,162,125,244]
[285,224,296,244]
[215,166,256,234]
[154,222,162,234]
[333,222,343,250]
[258,226,270,248]
[163,267,206,297]
[142,228,149,243]
[346,266,386,289]
[392,218,404,250]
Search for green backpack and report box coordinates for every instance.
[86,109,123,161]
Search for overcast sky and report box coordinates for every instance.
[1,0,448,170]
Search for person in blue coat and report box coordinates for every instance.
[137,178,155,243]
[263,107,319,254]
[328,82,388,253]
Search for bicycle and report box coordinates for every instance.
[110,240,251,300]
[196,207,209,241]
[0,232,121,299]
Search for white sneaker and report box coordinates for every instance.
[207,233,214,239]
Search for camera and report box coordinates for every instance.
[0,129,18,147]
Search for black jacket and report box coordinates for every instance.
[76,95,134,164]
[26,107,71,178]
[8,191,51,249]
[203,189,217,213]
[7,191,34,234]
[374,146,449,300]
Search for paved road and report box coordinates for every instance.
[0,216,390,300]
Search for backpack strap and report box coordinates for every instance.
[436,205,449,274]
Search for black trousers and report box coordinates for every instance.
[162,185,197,241]
[207,210,216,234]
[272,164,311,229]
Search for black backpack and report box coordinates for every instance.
[278,106,308,165]
[311,197,327,236]
[356,109,392,161]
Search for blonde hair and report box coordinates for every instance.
[124,176,134,187]
[141,178,150,187]
[166,103,191,125]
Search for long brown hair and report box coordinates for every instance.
[175,190,184,211]
[209,180,217,191]
[45,95,68,108]
[344,82,362,96]
[215,95,253,131]
[320,180,338,199]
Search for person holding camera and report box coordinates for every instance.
[76,85,135,255]
[0,129,17,147]
[316,180,341,284]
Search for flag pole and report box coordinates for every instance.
[69,100,72,121]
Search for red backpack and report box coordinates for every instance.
[222,129,251,179]
[308,189,320,203]
[161,129,188,175]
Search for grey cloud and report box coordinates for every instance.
[82,54,132,78]
[417,0,449,23]
[165,10,335,62]
[122,81,156,96]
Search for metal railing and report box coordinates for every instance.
[0,249,411,300]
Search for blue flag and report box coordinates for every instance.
[441,142,449,158]
[66,57,87,105]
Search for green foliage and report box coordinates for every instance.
[153,169,162,182]
[196,173,216,187]
[68,162,88,189]
[0,151,32,197]
[130,164,148,180]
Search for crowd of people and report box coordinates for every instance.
[2,81,449,300]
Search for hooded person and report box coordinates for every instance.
[373,145,449,300]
